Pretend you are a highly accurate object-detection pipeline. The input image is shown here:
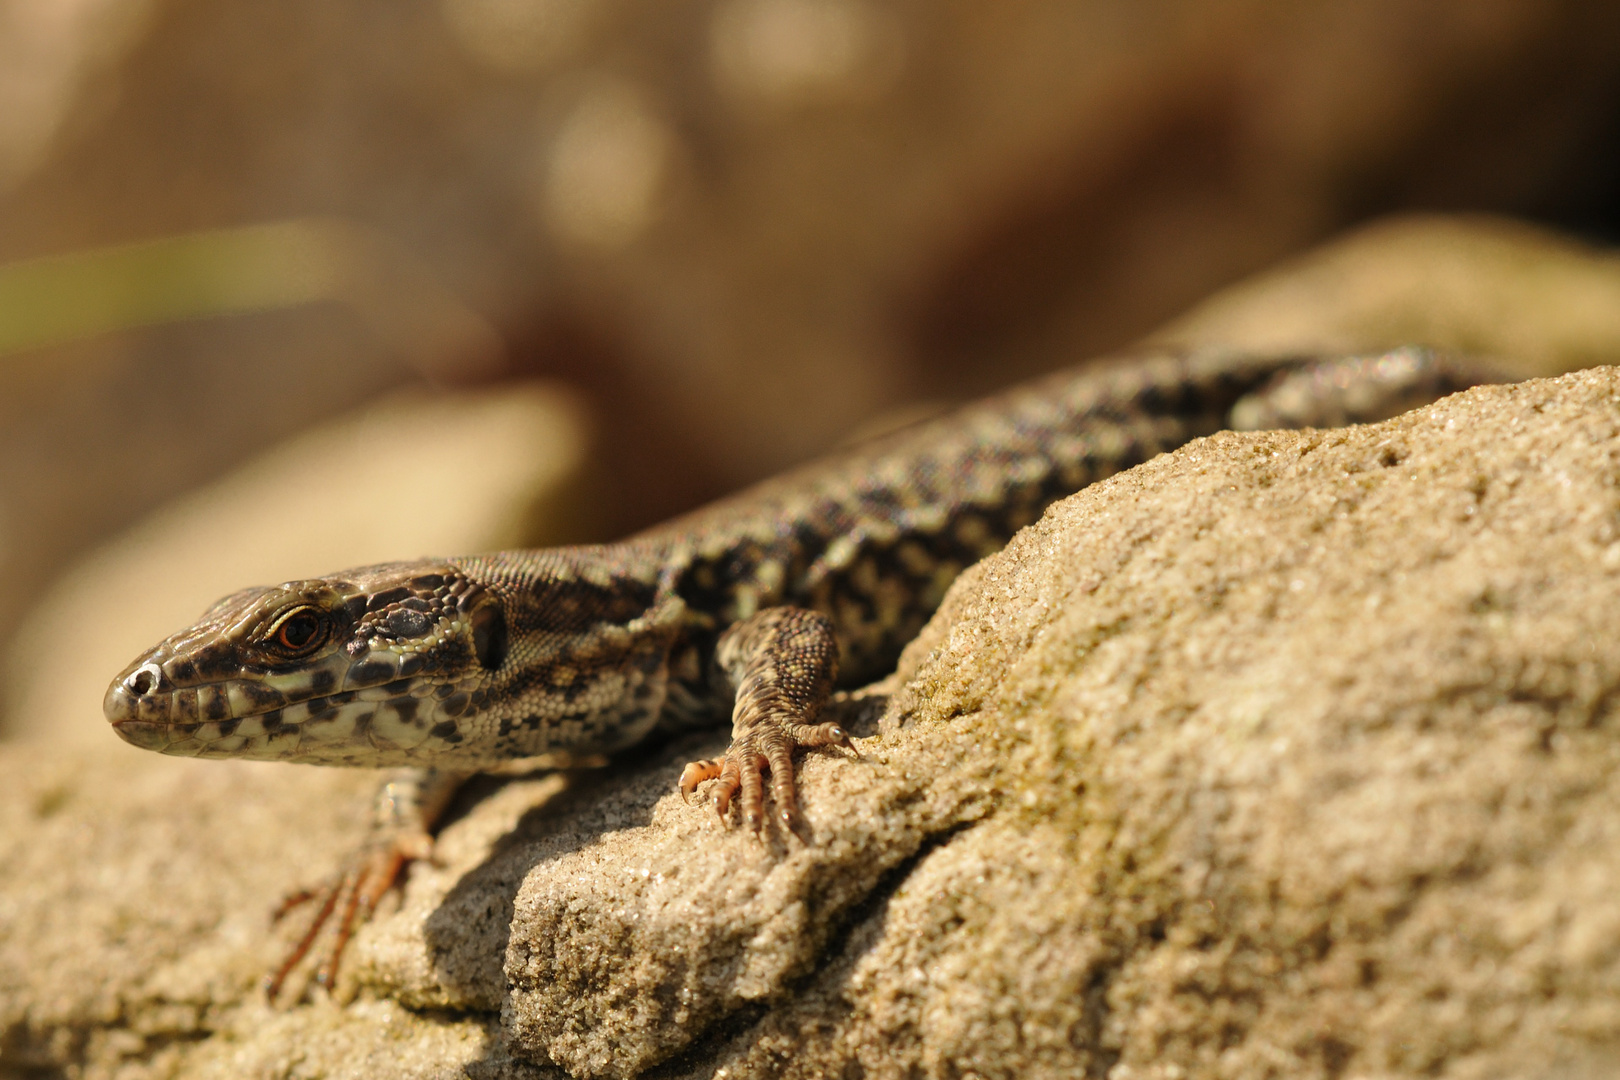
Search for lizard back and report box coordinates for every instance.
[640,349,1305,682]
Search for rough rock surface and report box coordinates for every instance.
[490,367,1620,1078]
[9,366,1620,1078]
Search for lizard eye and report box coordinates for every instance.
[271,609,325,653]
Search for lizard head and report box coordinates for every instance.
[103,561,508,766]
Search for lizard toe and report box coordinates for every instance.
[264,829,423,1006]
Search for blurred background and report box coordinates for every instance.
[2,0,1620,742]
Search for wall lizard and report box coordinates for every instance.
[102,345,1501,999]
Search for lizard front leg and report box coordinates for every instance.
[679,606,856,834]
[266,767,469,1003]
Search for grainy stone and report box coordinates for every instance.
[491,368,1620,1077]
[10,343,1620,1078]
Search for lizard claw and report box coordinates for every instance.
[678,725,861,836]
[792,720,860,759]
[678,754,745,827]
[678,758,723,804]
[679,757,741,824]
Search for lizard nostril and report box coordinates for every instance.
[127,666,157,696]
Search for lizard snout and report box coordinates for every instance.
[104,660,174,730]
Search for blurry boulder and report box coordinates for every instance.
[1,0,1618,660]
[1152,213,1620,376]
[0,381,592,743]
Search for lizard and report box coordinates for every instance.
[102,345,1503,1000]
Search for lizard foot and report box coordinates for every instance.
[262,769,464,1005]
[680,719,857,834]
[678,606,856,835]
[263,826,431,1005]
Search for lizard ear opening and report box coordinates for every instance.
[471,599,508,672]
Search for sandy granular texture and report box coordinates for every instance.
[498,368,1620,1078]
[868,369,1620,1080]
[8,368,1620,1079]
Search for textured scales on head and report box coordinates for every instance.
[105,549,693,771]
[105,561,511,766]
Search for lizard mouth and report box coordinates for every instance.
[105,717,176,752]
[103,649,479,764]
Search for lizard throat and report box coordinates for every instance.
[109,689,479,765]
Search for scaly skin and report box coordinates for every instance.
[102,345,1501,999]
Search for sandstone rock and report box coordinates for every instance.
[490,368,1620,1078]
[10,364,1620,1078]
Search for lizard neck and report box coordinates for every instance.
[443,547,691,760]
